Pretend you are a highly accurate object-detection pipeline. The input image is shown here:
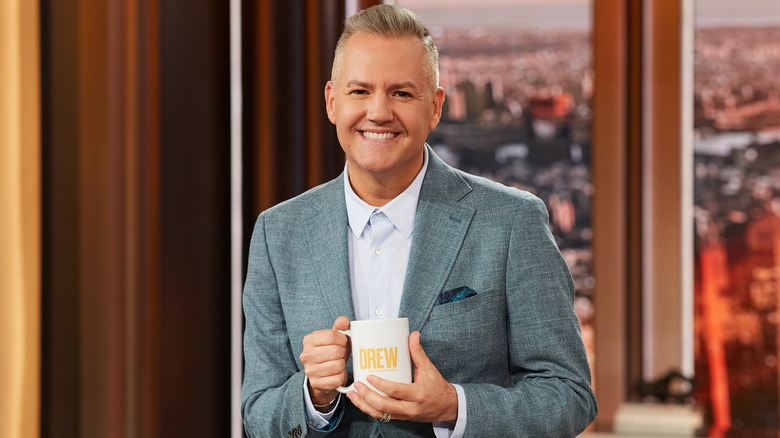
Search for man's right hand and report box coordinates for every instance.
[300,316,351,410]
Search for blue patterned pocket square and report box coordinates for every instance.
[436,286,477,305]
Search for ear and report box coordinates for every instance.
[429,87,445,130]
[324,81,337,125]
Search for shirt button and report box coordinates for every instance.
[375,247,382,255]
[375,307,383,317]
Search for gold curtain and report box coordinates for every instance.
[0,0,40,437]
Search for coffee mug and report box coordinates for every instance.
[336,318,412,396]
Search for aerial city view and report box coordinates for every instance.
[693,24,780,434]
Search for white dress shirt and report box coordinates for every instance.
[304,149,466,437]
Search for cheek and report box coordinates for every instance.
[336,102,363,124]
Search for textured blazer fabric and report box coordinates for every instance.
[241,146,597,437]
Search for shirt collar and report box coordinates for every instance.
[344,147,428,240]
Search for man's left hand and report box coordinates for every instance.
[345,331,458,424]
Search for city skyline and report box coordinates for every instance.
[398,0,780,31]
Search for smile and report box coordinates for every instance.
[361,131,397,140]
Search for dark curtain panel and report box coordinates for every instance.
[158,0,232,436]
[41,0,232,436]
[242,0,347,225]
[41,0,165,436]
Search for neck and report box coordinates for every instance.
[347,172,410,207]
[347,159,424,207]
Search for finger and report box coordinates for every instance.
[307,359,349,391]
[306,356,348,376]
[306,329,350,347]
[300,349,348,375]
[349,383,392,420]
[301,343,348,360]
[366,374,410,400]
[309,372,348,390]
[300,340,349,379]
[333,316,350,331]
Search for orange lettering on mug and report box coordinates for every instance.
[386,347,397,368]
[358,347,399,370]
[376,348,385,368]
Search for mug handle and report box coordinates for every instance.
[336,329,355,394]
[336,384,355,394]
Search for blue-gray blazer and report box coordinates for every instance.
[242,146,597,437]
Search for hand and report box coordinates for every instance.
[346,331,458,423]
[300,316,351,410]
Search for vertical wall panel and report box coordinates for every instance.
[643,0,686,380]
[42,0,229,436]
[42,0,163,436]
[77,1,125,435]
[40,0,80,434]
[0,0,40,436]
[592,0,630,430]
[159,0,231,435]
[244,0,344,220]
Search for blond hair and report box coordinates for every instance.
[331,4,439,94]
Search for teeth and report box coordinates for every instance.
[362,131,395,140]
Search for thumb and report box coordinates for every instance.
[409,331,431,370]
[333,315,350,331]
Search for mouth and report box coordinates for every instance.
[360,130,398,140]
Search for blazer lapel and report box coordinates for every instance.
[301,174,356,322]
[399,148,475,333]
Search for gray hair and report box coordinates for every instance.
[331,4,440,94]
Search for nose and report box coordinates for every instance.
[366,94,393,124]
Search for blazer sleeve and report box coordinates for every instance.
[241,213,343,437]
[459,195,597,437]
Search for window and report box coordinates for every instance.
[693,2,780,433]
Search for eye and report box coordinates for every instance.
[394,91,413,98]
[349,89,368,95]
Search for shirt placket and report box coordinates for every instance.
[368,210,393,320]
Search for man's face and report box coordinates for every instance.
[325,32,444,188]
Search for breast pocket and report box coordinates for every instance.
[428,289,487,321]
[421,289,509,383]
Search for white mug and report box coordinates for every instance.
[336,318,412,396]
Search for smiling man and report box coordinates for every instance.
[324,30,444,207]
[241,5,597,438]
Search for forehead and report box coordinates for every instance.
[337,32,428,87]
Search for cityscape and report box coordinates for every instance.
[693,25,780,435]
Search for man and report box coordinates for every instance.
[242,5,597,437]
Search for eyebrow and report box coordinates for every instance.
[389,82,419,92]
[346,80,372,89]
[346,80,420,91]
